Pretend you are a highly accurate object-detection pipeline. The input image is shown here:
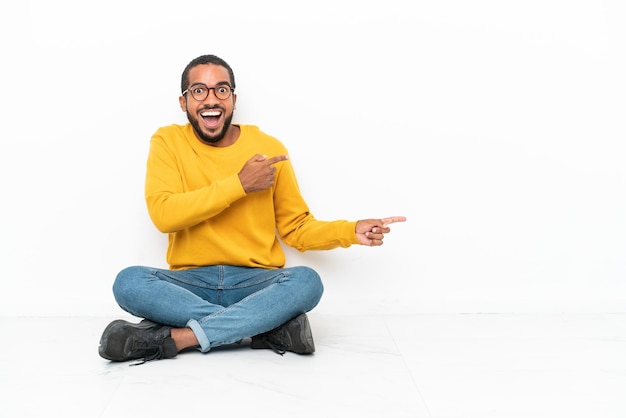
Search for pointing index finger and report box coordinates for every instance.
[381,216,407,226]
[266,155,289,165]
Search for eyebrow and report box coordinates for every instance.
[189,81,232,88]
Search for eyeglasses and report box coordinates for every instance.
[182,83,234,101]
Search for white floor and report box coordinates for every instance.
[1,313,625,418]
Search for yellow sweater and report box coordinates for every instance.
[145,123,359,270]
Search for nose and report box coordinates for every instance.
[203,88,221,102]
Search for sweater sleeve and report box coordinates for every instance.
[273,157,359,251]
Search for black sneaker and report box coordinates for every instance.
[250,313,315,355]
[99,319,178,365]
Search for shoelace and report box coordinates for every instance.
[260,335,287,356]
[129,337,168,366]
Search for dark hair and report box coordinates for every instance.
[180,54,236,93]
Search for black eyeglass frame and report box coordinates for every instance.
[182,83,234,101]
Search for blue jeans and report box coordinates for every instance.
[112,265,324,353]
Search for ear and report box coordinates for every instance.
[179,96,187,112]
[232,93,237,108]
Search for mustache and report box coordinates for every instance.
[198,105,224,112]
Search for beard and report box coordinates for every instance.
[187,109,234,144]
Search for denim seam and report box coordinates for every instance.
[154,269,284,290]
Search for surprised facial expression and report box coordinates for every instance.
[179,63,237,146]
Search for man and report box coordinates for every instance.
[98,54,406,364]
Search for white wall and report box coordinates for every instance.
[1,0,624,316]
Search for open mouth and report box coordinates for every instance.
[200,109,222,128]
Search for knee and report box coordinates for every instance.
[112,266,148,303]
[291,266,324,303]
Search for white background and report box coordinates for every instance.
[1,0,624,317]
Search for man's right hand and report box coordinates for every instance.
[238,154,289,193]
